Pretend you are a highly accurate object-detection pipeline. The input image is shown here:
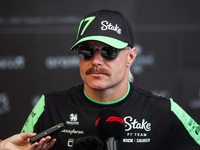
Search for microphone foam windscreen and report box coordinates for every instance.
[72,136,104,150]
[95,108,125,140]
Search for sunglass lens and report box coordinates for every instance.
[77,46,94,60]
[101,47,118,60]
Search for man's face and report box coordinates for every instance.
[78,41,134,91]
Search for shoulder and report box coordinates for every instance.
[131,83,169,101]
[129,83,171,110]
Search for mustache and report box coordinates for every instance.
[86,67,111,76]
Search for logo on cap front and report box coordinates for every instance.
[76,16,96,39]
[101,20,121,34]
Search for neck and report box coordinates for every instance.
[84,83,130,103]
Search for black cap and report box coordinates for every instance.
[71,9,134,50]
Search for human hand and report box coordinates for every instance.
[0,132,56,150]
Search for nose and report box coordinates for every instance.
[92,49,104,66]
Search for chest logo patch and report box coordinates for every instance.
[66,113,79,125]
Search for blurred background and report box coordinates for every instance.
[0,0,200,139]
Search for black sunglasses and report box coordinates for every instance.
[76,45,124,61]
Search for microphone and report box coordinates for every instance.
[95,108,125,150]
[72,136,104,150]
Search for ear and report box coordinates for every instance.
[127,47,137,67]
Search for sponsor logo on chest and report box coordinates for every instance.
[66,113,79,125]
[123,116,152,144]
[124,116,151,131]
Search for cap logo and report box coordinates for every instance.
[76,16,96,40]
[101,20,121,34]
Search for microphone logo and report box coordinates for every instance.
[106,116,124,124]
[95,116,124,127]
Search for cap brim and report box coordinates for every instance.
[70,36,128,50]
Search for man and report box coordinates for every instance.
[21,9,200,149]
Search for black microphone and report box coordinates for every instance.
[95,108,125,150]
[72,136,104,150]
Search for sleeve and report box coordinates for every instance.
[21,95,45,133]
[168,98,200,149]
